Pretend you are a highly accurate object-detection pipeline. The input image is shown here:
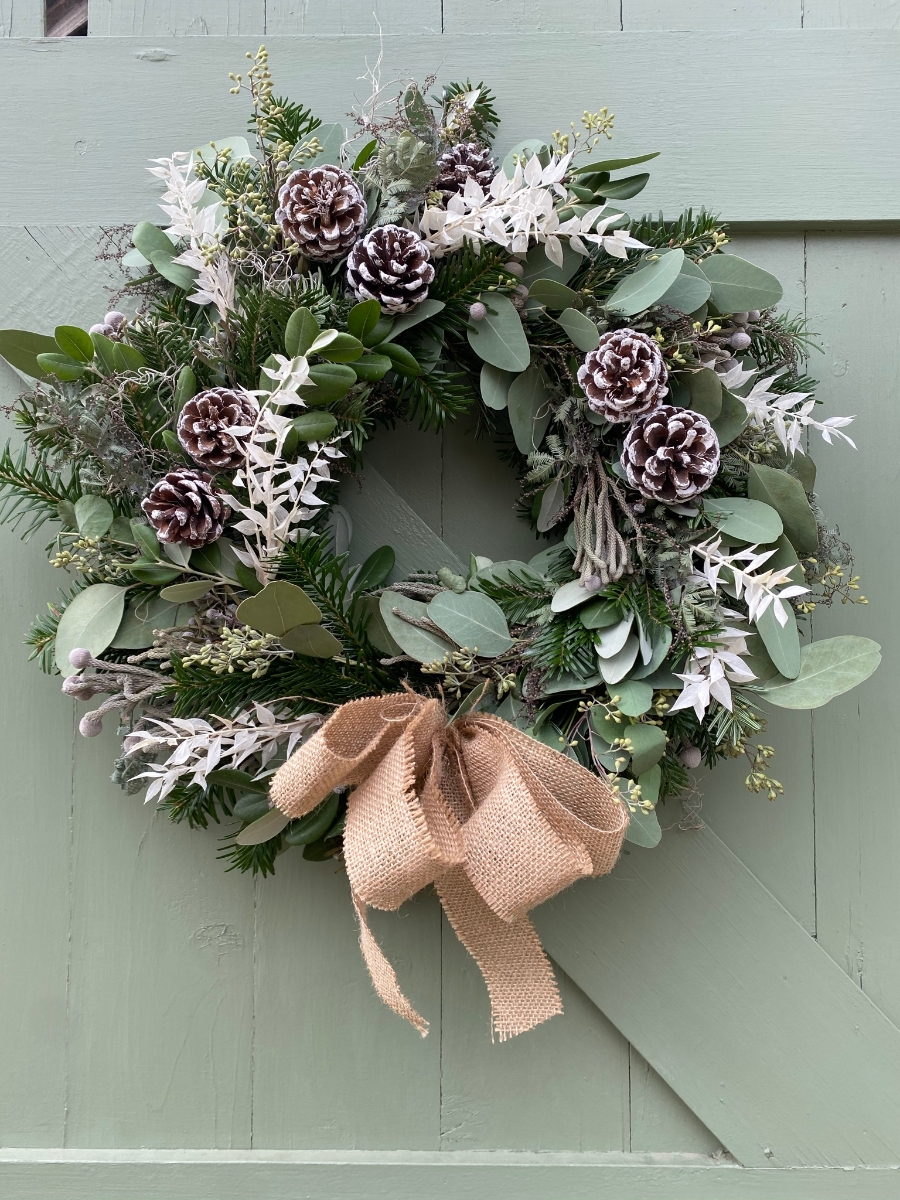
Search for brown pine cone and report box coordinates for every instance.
[275,166,367,262]
[577,329,668,422]
[141,468,226,548]
[346,224,435,314]
[434,142,496,201]
[621,405,720,503]
[177,387,259,472]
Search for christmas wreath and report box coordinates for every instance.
[0,49,880,1037]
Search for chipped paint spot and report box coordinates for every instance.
[135,48,176,62]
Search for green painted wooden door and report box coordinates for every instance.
[1,4,899,1197]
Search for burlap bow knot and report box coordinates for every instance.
[271,693,628,1040]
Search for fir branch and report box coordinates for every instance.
[218,831,283,876]
[0,442,82,538]
[527,614,596,679]
[159,780,233,828]
[430,243,514,330]
[394,363,476,431]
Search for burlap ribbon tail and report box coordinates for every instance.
[270,694,628,1040]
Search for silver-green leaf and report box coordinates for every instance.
[759,636,881,709]
[428,590,513,658]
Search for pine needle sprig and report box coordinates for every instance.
[218,831,283,876]
[159,780,233,828]
[394,363,476,430]
[0,443,83,537]
[527,615,596,679]
[430,243,515,329]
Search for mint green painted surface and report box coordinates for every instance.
[1,6,899,1196]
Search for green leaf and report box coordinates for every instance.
[36,352,86,381]
[606,249,685,316]
[129,561,182,585]
[502,138,549,176]
[520,241,582,286]
[55,583,127,676]
[466,292,530,372]
[303,363,357,405]
[235,562,263,595]
[235,807,290,846]
[631,626,673,680]
[130,520,160,560]
[89,331,119,375]
[747,463,818,554]
[292,412,338,443]
[74,494,114,538]
[755,602,801,680]
[791,449,817,493]
[54,325,94,363]
[233,795,272,823]
[759,636,881,709]
[284,793,341,845]
[360,595,402,656]
[346,299,382,342]
[657,260,712,314]
[174,365,197,408]
[624,802,662,848]
[113,343,146,372]
[206,768,269,795]
[363,316,394,347]
[377,342,422,378]
[379,592,454,663]
[701,253,783,314]
[507,365,553,454]
[579,599,621,630]
[599,172,650,199]
[551,579,598,612]
[149,250,197,292]
[626,723,667,776]
[613,679,654,717]
[0,329,58,377]
[353,546,395,593]
[712,389,749,446]
[353,138,378,170]
[637,763,661,807]
[536,476,566,533]
[382,298,446,341]
[108,516,135,543]
[528,278,579,311]
[571,151,660,175]
[236,580,322,636]
[313,332,364,363]
[685,368,722,421]
[280,623,343,658]
[159,580,214,602]
[132,221,176,260]
[556,308,600,352]
[428,590,513,658]
[351,354,392,382]
[480,363,514,411]
[284,307,320,357]
[703,496,783,544]
[111,597,192,649]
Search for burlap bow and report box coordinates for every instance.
[271,693,628,1040]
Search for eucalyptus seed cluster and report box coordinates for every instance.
[50,535,131,581]
[180,626,291,679]
[420,647,518,700]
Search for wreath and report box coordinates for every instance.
[0,48,880,1038]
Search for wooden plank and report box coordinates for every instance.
[1,1149,900,1199]
[0,0,43,35]
[442,0,621,33]
[0,32,899,224]
[623,1,799,29]
[804,1,900,26]
[251,868,443,1149]
[266,0,442,35]
[805,233,900,1026]
[628,1049,722,1154]
[88,0,266,35]
[532,825,900,1168]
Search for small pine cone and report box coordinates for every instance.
[177,387,259,472]
[577,329,668,422]
[141,468,226,548]
[275,165,367,262]
[621,405,720,503]
[434,142,496,201]
[346,224,435,314]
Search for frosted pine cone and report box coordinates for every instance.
[141,469,225,548]
[434,142,495,201]
[275,166,367,262]
[577,329,668,422]
[177,387,259,472]
[621,405,720,503]
[346,225,435,314]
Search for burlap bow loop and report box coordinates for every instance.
[271,693,628,1040]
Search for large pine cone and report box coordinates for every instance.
[577,329,669,422]
[346,224,435,314]
[621,405,720,503]
[275,166,367,262]
[177,387,259,472]
[434,142,495,201]
[141,468,226,548]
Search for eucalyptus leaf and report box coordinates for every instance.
[379,592,454,662]
[626,722,668,776]
[108,516,135,544]
[613,679,654,717]
[598,634,640,684]
[637,764,662,807]
[507,365,553,454]
[280,624,343,658]
[284,307,320,356]
[305,122,344,168]
[686,368,723,421]
[528,278,579,311]
[595,614,635,659]
[236,581,322,636]
[466,293,530,372]
[149,250,197,291]
[159,580,214,602]
[759,636,881,709]
[130,520,160,560]
[791,449,817,493]
[551,579,599,612]
[579,599,621,630]
[657,260,712,314]
[703,496,783,544]
[536,476,566,533]
[701,254,783,314]
[747,463,818,554]
[502,139,549,176]
[556,308,600,352]
[361,596,403,656]
[131,221,176,261]
[624,803,662,848]
[428,590,513,658]
[712,389,750,446]
[381,298,445,341]
[112,597,193,650]
[0,329,58,377]
[57,500,77,529]
[520,241,582,286]
[55,583,127,675]
[631,626,674,679]
[325,504,352,555]
[755,601,801,680]
[129,561,181,586]
[766,533,804,585]
[480,363,515,411]
[541,670,603,695]
[74,495,114,538]
[606,249,685,317]
[235,807,290,846]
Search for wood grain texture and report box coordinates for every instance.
[442,0,621,33]
[266,0,442,35]
[1,32,898,224]
[533,825,900,1168]
[623,1,800,29]
[0,0,43,35]
[1,1149,899,1199]
[87,0,266,35]
[805,234,900,1025]
[804,1,900,27]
